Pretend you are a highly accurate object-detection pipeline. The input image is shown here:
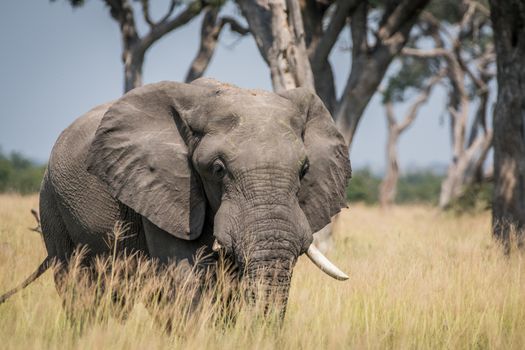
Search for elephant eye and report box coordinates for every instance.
[300,159,309,180]
[211,158,226,180]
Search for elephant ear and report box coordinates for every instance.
[87,81,208,240]
[280,88,351,233]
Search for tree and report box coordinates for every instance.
[379,68,443,207]
[489,0,525,249]
[401,0,494,208]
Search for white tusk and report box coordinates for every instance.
[212,239,222,252]
[306,244,349,281]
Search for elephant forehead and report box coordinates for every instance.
[201,93,301,133]
[225,116,306,167]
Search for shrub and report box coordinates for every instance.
[0,150,45,194]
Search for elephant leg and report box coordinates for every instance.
[40,176,97,326]
[40,173,76,264]
[40,175,75,297]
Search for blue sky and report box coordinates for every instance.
[0,0,453,173]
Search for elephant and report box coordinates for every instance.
[0,78,351,319]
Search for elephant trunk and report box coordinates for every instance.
[244,259,294,319]
[213,169,312,318]
[237,205,302,318]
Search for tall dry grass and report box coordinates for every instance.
[0,194,524,349]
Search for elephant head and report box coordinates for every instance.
[86,78,351,315]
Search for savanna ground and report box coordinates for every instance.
[0,194,524,349]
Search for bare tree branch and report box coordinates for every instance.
[158,0,178,24]
[311,0,358,66]
[29,209,42,234]
[398,73,443,132]
[377,0,429,45]
[221,16,250,36]
[385,100,396,127]
[185,8,249,83]
[140,0,155,27]
[350,1,368,59]
[140,1,203,53]
[401,47,450,58]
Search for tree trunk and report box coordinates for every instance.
[237,0,315,91]
[185,7,221,83]
[380,126,400,208]
[335,58,391,146]
[439,132,493,208]
[379,75,440,208]
[301,0,358,113]
[489,0,525,247]
[123,49,144,92]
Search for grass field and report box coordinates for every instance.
[0,194,524,349]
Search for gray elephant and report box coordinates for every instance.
[0,78,351,317]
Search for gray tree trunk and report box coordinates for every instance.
[237,0,315,91]
[380,122,400,208]
[123,50,144,92]
[439,133,493,208]
[489,0,525,248]
[302,0,359,113]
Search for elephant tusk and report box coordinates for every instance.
[306,244,349,281]
[212,239,222,252]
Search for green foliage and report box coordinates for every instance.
[383,56,441,103]
[347,168,381,204]
[0,150,46,194]
[347,168,491,212]
[397,171,443,204]
[448,181,493,213]
[427,0,489,24]
[426,0,464,23]
[347,168,444,206]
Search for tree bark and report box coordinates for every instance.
[124,50,144,92]
[489,0,525,248]
[237,0,315,91]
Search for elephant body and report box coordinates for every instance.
[1,78,351,317]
